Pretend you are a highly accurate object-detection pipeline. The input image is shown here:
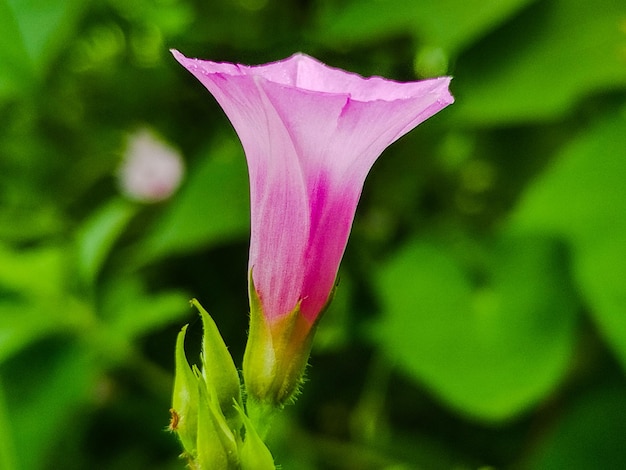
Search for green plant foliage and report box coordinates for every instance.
[1,0,88,99]
[0,0,31,99]
[527,385,626,469]
[76,198,139,286]
[375,235,578,421]
[314,0,535,55]
[0,244,91,362]
[6,0,88,72]
[1,340,98,470]
[99,276,189,342]
[510,110,626,369]
[452,0,626,124]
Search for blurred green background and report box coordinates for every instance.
[1,0,626,468]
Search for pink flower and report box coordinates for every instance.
[172,50,453,405]
[173,50,452,320]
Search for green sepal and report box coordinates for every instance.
[234,400,275,470]
[191,298,243,430]
[243,272,320,410]
[196,367,240,470]
[170,324,199,457]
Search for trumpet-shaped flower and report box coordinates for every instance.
[172,50,453,406]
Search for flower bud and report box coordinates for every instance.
[170,325,198,457]
[234,401,275,470]
[170,302,249,468]
[243,274,326,411]
[192,298,243,429]
[195,374,239,469]
[118,128,184,203]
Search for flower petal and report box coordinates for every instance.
[172,50,310,319]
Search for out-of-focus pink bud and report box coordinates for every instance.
[118,128,184,202]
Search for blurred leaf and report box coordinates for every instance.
[0,0,32,100]
[75,198,139,286]
[101,275,188,340]
[5,0,87,75]
[509,111,626,243]
[135,137,250,265]
[510,110,626,369]
[575,235,626,367]
[1,339,98,470]
[313,269,353,353]
[0,243,65,297]
[452,0,626,125]
[0,380,18,470]
[0,244,93,363]
[108,0,194,38]
[0,300,77,364]
[313,0,535,54]
[528,385,626,469]
[374,235,578,421]
[0,202,65,243]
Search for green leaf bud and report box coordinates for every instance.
[170,325,199,457]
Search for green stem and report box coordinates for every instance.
[246,398,278,441]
